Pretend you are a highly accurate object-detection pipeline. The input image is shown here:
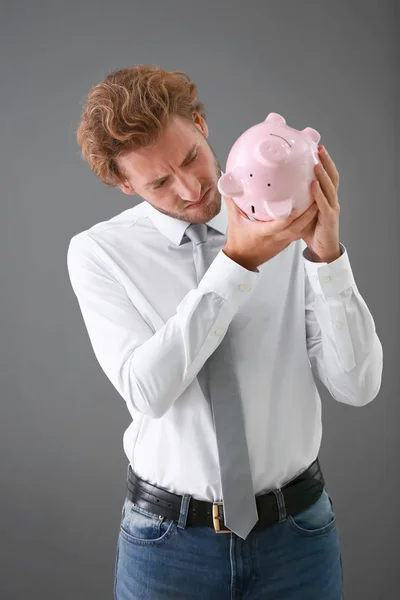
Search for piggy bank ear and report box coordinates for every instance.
[301,127,321,144]
[264,113,287,125]
[217,172,243,197]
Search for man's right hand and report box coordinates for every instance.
[222,196,319,271]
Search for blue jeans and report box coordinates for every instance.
[114,487,344,599]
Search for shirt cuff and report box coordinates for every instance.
[303,242,356,296]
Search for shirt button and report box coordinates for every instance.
[322,275,331,282]
[336,322,344,329]
[214,329,223,336]
[238,284,251,292]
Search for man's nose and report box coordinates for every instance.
[176,178,202,202]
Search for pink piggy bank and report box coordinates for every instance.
[217,112,322,221]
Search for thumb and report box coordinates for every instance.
[224,196,249,221]
[224,196,234,210]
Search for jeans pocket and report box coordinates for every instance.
[287,488,337,537]
[119,497,176,546]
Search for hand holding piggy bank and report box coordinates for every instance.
[217,112,321,221]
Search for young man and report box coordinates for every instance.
[67,65,383,599]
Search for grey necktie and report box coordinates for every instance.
[183,223,259,540]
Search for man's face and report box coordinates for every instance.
[117,113,223,224]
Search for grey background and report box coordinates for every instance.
[1,0,398,598]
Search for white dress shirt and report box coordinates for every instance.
[66,195,383,501]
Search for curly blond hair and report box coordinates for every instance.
[76,65,206,187]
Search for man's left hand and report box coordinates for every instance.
[301,145,341,263]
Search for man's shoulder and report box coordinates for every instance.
[67,200,151,253]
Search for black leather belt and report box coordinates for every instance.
[126,457,325,534]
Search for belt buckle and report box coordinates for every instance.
[212,502,231,533]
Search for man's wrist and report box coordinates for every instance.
[223,247,258,272]
[306,245,342,263]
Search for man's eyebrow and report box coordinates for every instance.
[144,144,199,188]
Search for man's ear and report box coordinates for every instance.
[118,181,136,196]
[193,112,209,139]
[115,158,136,195]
